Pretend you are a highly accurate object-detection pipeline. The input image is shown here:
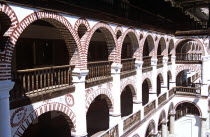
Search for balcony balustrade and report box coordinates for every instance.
[174,86,201,95]
[157,55,163,68]
[158,93,167,105]
[10,65,75,108]
[168,54,172,65]
[144,100,156,116]
[176,53,202,62]
[121,58,136,79]
[142,56,152,72]
[86,61,112,87]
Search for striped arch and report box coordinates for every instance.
[167,39,175,56]
[121,84,137,101]
[141,34,155,59]
[81,22,117,67]
[145,119,156,137]
[74,18,90,39]
[156,37,167,56]
[175,39,205,56]
[175,64,201,78]
[13,102,76,137]
[118,28,140,61]
[0,3,19,36]
[157,73,164,86]
[174,100,202,116]
[2,11,82,80]
[85,88,114,113]
[142,77,153,92]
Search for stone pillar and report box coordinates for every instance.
[200,117,207,137]
[170,56,176,88]
[161,120,168,137]
[0,80,14,137]
[71,69,88,137]
[169,112,175,134]
[150,59,158,101]
[201,56,209,96]
[133,61,143,112]
[110,63,122,135]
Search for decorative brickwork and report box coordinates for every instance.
[13,102,76,137]
[176,64,201,78]
[85,86,114,113]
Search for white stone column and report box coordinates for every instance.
[201,56,209,96]
[170,56,176,88]
[169,112,175,135]
[71,69,88,137]
[200,117,207,137]
[133,61,143,112]
[110,63,122,135]
[161,120,168,137]
[150,59,158,101]
[0,80,14,137]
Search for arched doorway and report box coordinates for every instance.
[167,71,172,90]
[157,37,166,66]
[86,94,111,136]
[142,78,152,105]
[158,111,166,134]
[142,35,154,69]
[22,111,73,137]
[157,73,163,96]
[121,85,134,117]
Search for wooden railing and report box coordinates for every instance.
[174,86,201,95]
[176,53,202,62]
[168,54,172,65]
[157,55,163,65]
[169,88,175,98]
[144,100,156,116]
[10,65,74,101]
[123,111,140,131]
[100,125,119,137]
[121,58,136,72]
[86,61,112,81]
[176,106,200,120]
[158,93,167,105]
[143,56,151,68]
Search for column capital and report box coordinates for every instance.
[163,56,168,64]
[72,69,89,83]
[171,55,176,61]
[109,112,121,117]
[151,59,158,66]
[0,80,14,99]
[111,63,122,74]
[135,61,144,69]
[169,111,176,116]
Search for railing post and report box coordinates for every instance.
[0,80,14,137]
[110,63,123,136]
[150,59,158,101]
[133,61,143,112]
[71,69,88,137]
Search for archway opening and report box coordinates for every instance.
[143,36,154,68]
[167,71,172,90]
[86,95,110,136]
[142,79,151,105]
[158,111,166,133]
[175,102,200,120]
[157,38,166,65]
[157,74,163,96]
[121,85,133,117]
[22,111,73,137]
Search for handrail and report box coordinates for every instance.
[176,53,202,61]
[121,58,136,72]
